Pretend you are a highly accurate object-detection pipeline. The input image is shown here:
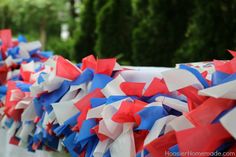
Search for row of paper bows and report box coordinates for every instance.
[0,29,235,157]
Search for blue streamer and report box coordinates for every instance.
[179,64,209,88]
[136,106,168,130]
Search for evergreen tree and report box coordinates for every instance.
[132,0,149,26]
[73,0,108,61]
[95,0,133,63]
[174,1,236,63]
[93,0,108,57]
[94,0,108,14]
[73,0,96,61]
[132,0,193,66]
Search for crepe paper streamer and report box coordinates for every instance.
[20,61,35,71]
[74,119,96,143]
[133,130,149,153]
[91,125,110,142]
[199,79,236,99]
[168,144,180,157]
[81,55,117,77]
[39,80,71,113]
[179,64,209,88]
[54,113,80,136]
[21,102,37,121]
[54,125,72,137]
[212,71,230,86]
[106,96,132,105]
[228,49,236,57]
[56,56,81,80]
[227,57,236,73]
[96,58,116,76]
[213,56,236,75]
[164,115,194,133]
[176,123,232,157]
[145,131,177,156]
[87,104,106,120]
[8,46,20,59]
[119,67,170,85]
[0,65,8,84]
[75,88,104,111]
[90,98,107,108]
[37,72,47,84]
[92,139,112,157]
[52,100,79,125]
[58,83,86,102]
[155,96,189,113]
[109,123,136,157]
[94,105,123,134]
[219,72,236,85]
[0,29,12,49]
[120,82,145,97]
[63,133,79,157]
[135,106,168,130]
[18,122,34,142]
[85,138,99,157]
[89,74,112,92]
[143,78,169,97]
[74,89,104,130]
[185,98,234,126]
[2,29,236,157]
[213,60,232,74]
[211,108,233,124]
[4,82,24,121]
[38,76,65,94]
[81,55,97,71]
[16,82,31,92]
[38,51,53,59]
[162,68,204,92]
[18,35,27,43]
[87,97,132,120]
[71,68,94,85]
[101,74,126,97]
[144,115,176,146]
[112,99,147,124]
[136,150,149,157]
[220,107,236,139]
[98,106,123,140]
[0,85,7,94]
[18,41,41,59]
[178,86,208,110]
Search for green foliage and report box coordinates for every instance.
[0,0,71,54]
[94,0,108,14]
[46,37,74,60]
[2,0,236,66]
[132,0,149,25]
[174,1,236,63]
[73,0,97,61]
[132,0,193,66]
[0,0,13,29]
[2,0,67,35]
[95,0,133,63]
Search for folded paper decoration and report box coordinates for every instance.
[0,29,235,157]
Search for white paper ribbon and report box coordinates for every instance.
[220,107,236,139]
[199,80,236,99]
[101,75,126,98]
[162,69,203,92]
[144,115,176,146]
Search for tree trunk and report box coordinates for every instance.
[40,18,46,50]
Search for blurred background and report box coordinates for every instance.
[1,0,236,66]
